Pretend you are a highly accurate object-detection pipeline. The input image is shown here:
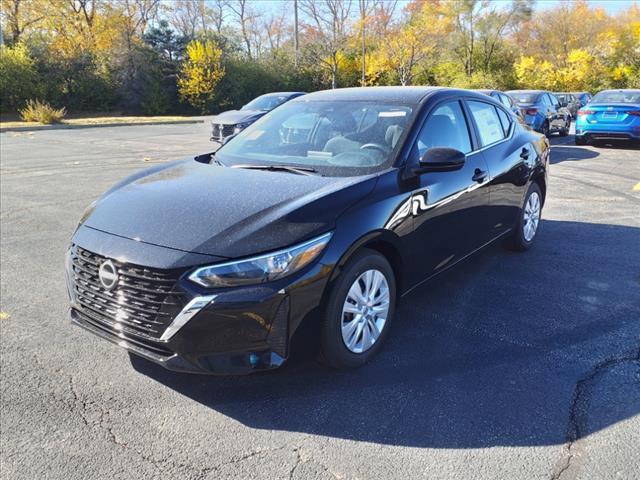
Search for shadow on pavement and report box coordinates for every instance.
[131,220,640,448]
[549,146,599,164]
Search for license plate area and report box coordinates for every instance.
[602,112,618,119]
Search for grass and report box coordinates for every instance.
[19,100,66,124]
[0,114,197,129]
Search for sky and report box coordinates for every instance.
[252,0,636,16]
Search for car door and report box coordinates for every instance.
[548,94,565,130]
[405,99,493,284]
[466,99,531,236]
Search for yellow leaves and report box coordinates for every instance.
[611,65,633,81]
[177,40,225,113]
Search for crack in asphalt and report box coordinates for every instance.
[551,348,640,480]
[289,447,303,480]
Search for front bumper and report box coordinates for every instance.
[66,230,332,375]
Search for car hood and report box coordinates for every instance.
[83,160,376,258]
[211,109,265,125]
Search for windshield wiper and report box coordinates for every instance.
[230,164,319,176]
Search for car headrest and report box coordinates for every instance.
[385,125,404,148]
[421,115,459,150]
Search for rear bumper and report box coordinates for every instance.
[575,123,640,141]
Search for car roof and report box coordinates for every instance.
[296,86,456,104]
[507,90,547,94]
[257,92,306,97]
[594,89,640,93]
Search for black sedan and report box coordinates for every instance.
[66,87,549,374]
[210,92,305,144]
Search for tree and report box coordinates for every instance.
[229,0,261,59]
[299,0,353,89]
[0,0,46,45]
[368,1,449,86]
[143,19,186,62]
[0,43,41,110]
[177,39,225,113]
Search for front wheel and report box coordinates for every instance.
[320,249,396,369]
[575,136,587,145]
[506,183,542,251]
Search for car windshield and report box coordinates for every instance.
[556,94,568,102]
[591,90,640,104]
[216,100,415,177]
[509,92,539,104]
[242,95,291,111]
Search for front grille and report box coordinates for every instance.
[211,123,235,141]
[70,246,185,341]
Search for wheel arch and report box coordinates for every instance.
[329,230,406,296]
[532,170,547,207]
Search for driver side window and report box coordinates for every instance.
[415,101,472,159]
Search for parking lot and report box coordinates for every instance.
[1,122,639,479]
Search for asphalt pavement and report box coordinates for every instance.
[1,123,639,479]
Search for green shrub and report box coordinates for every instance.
[0,44,42,112]
[19,100,67,124]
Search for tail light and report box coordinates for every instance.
[577,109,595,115]
[626,110,640,116]
[525,108,538,115]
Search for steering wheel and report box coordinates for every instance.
[359,143,389,155]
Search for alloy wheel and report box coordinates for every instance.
[523,191,541,242]
[341,269,390,354]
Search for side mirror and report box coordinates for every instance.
[413,147,466,174]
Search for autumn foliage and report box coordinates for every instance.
[0,0,638,115]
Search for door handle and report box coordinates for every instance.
[472,169,488,183]
[520,148,530,160]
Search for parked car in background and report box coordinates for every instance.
[474,89,525,122]
[211,92,306,144]
[575,89,640,145]
[66,87,549,375]
[554,92,580,118]
[572,92,593,110]
[507,90,571,136]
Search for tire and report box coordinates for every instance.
[541,121,550,137]
[506,183,542,252]
[320,249,396,369]
[575,135,587,145]
[559,117,570,137]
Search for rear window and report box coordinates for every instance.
[591,91,640,104]
[508,92,539,104]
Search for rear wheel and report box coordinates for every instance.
[320,249,396,369]
[541,121,550,137]
[506,183,542,252]
[559,117,570,137]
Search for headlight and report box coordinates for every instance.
[234,122,253,133]
[188,232,332,288]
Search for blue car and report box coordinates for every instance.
[507,90,571,137]
[575,89,640,145]
[572,92,593,111]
